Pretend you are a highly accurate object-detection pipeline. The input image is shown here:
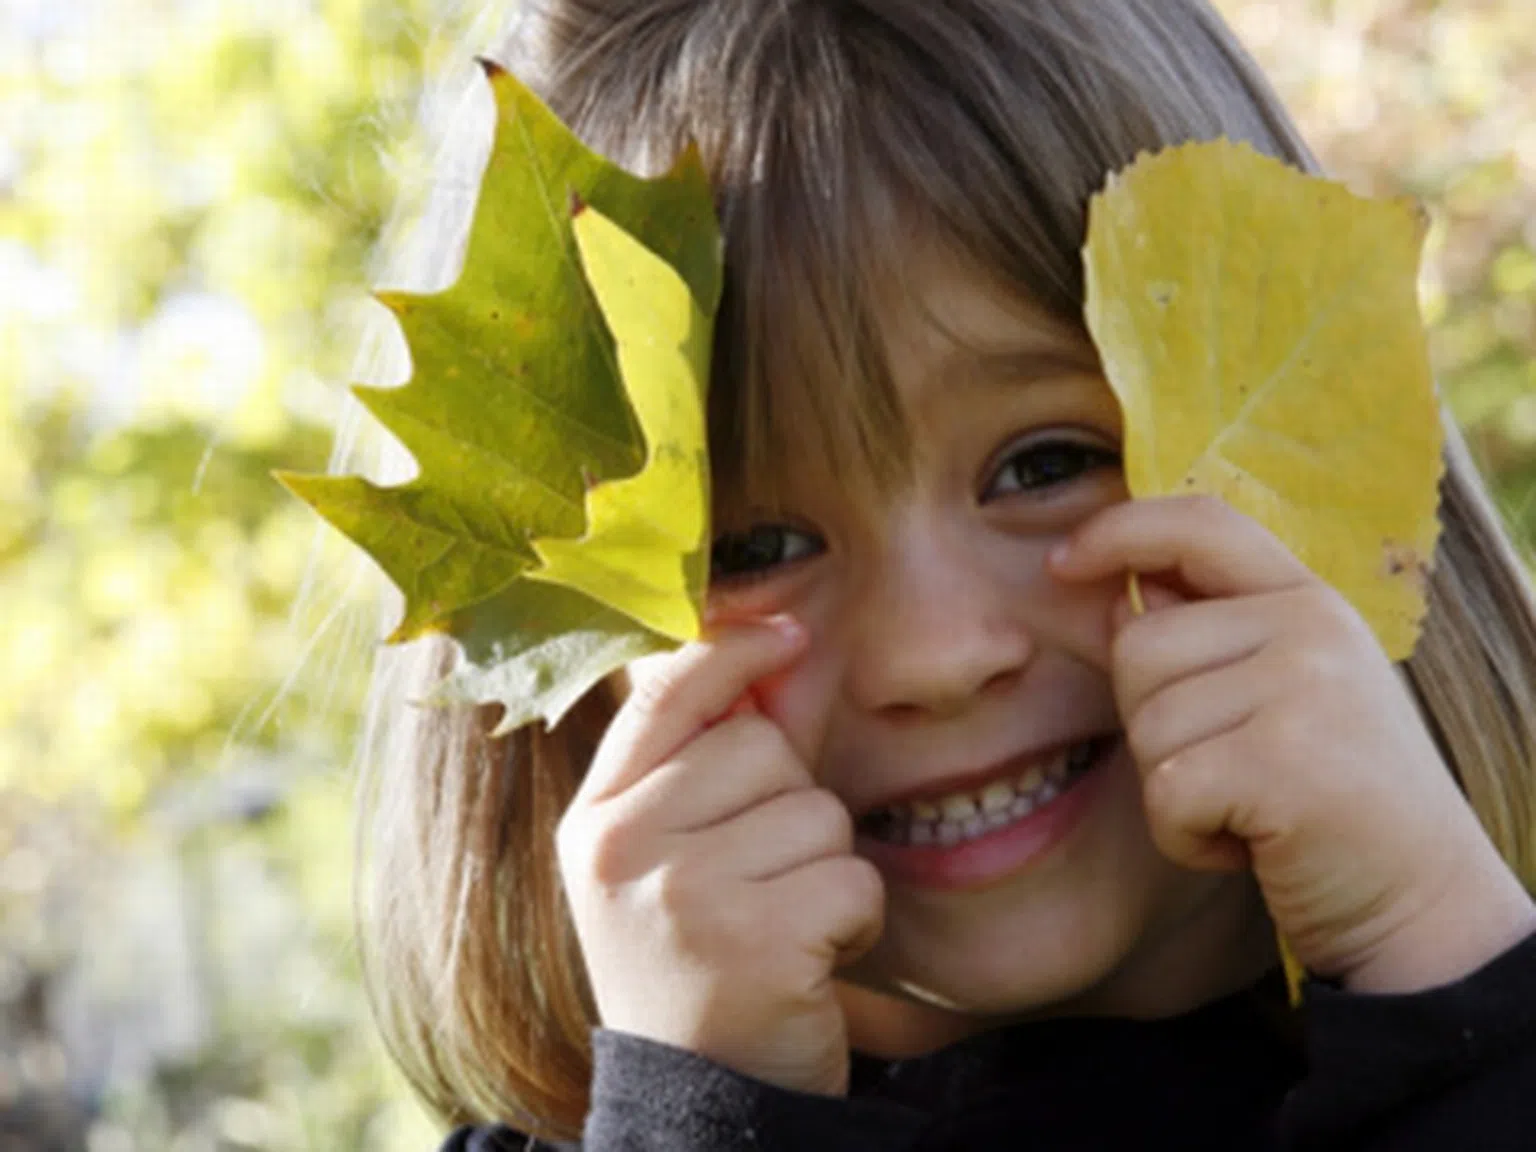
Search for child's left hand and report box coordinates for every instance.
[1050,495,1536,994]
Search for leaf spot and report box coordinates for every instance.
[1380,539,1431,595]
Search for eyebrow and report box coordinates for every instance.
[938,344,1104,389]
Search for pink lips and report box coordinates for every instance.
[855,736,1122,891]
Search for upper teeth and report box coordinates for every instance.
[862,739,1103,847]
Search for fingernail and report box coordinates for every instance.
[1048,541,1073,569]
[765,613,805,644]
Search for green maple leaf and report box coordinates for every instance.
[279,62,722,732]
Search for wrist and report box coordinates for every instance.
[1341,860,1536,996]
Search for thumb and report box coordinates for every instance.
[715,688,760,724]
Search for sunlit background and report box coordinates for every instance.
[1,1,1532,1149]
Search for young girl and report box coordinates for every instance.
[355,1,1536,1148]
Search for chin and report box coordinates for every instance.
[877,777,1173,998]
[863,868,1276,1055]
[836,743,1273,1058]
[840,863,1270,1060]
[861,886,1149,1017]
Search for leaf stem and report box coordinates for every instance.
[1126,571,1146,616]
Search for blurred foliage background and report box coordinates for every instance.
[0,1,1531,1149]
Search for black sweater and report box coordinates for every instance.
[441,930,1536,1150]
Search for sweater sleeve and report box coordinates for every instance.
[435,1030,924,1152]
[579,1030,923,1151]
[1278,927,1536,1150]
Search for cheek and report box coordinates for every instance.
[989,534,1122,673]
[750,633,840,768]
[1033,571,1122,672]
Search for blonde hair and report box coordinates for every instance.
[353,0,1536,1140]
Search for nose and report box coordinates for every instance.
[843,509,1034,719]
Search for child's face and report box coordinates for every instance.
[707,252,1273,1053]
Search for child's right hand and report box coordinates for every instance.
[555,617,884,1097]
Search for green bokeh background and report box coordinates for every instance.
[0,2,1531,1149]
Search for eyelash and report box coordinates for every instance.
[984,435,1121,500]
[710,522,824,586]
[708,435,1121,585]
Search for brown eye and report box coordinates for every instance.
[710,525,824,583]
[986,438,1120,499]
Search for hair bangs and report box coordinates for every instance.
[687,0,1324,518]
[703,17,913,519]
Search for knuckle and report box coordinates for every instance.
[1275,606,1358,689]
[775,954,829,1001]
[1110,613,1148,669]
[797,789,854,851]
[1255,702,1314,763]
[554,807,590,870]
[737,714,812,786]
[1272,630,1337,691]
[1147,813,1197,865]
[1125,694,1173,766]
[624,655,689,721]
[553,805,578,854]
[1124,715,1155,768]
[683,886,761,960]
[1310,582,1357,624]
[832,854,886,914]
[654,857,707,919]
[582,815,645,888]
[1111,611,1171,685]
[850,856,886,909]
[1141,754,1193,825]
[1296,585,1365,648]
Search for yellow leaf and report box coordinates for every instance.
[529,205,712,641]
[1084,140,1443,660]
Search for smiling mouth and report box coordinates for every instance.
[855,734,1118,848]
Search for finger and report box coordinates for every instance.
[608,712,813,833]
[1111,576,1188,634]
[1141,736,1256,873]
[1052,495,1312,599]
[713,690,761,725]
[681,787,854,881]
[1123,654,1264,772]
[765,855,885,966]
[580,616,806,805]
[1113,591,1281,719]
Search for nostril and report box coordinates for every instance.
[848,598,1034,716]
[877,701,928,726]
[979,665,1025,700]
[875,666,1023,724]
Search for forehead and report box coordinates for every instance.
[880,251,1103,405]
[836,240,1106,465]
[711,243,1110,515]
